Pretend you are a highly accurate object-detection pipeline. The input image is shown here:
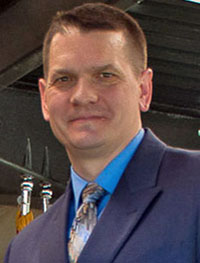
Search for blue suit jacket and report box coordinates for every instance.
[4,129,200,262]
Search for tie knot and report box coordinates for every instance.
[82,183,106,204]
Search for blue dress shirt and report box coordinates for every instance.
[67,129,144,238]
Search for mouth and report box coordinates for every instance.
[69,116,106,123]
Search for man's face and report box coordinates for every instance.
[39,28,152,157]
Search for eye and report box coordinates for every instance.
[53,75,71,86]
[56,76,69,82]
[48,75,74,89]
[100,72,115,78]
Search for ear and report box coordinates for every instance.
[38,78,50,121]
[139,68,153,112]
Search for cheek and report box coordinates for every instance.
[102,86,122,103]
[46,91,68,117]
[118,91,140,117]
[105,86,131,109]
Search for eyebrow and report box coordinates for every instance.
[50,69,73,78]
[90,64,122,74]
[47,69,75,85]
[49,63,122,81]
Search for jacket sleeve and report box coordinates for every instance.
[4,241,12,263]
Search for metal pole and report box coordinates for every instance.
[0,157,66,190]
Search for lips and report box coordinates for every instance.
[69,115,105,122]
[68,110,107,121]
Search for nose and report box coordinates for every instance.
[69,77,98,106]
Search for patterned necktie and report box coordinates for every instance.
[68,183,106,263]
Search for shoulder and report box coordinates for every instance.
[165,144,200,164]
[144,128,200,162]
[19,192,66,234]
[19,193,64,235]
[160,145,200,185]
[142,128,200,182]
[147,130,200,190]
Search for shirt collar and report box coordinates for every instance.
[70,167,88,211]
[95,128,144,193]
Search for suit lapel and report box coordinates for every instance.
[39,182,72,263]
[79,129,166,263]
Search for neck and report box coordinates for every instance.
[70,157,109,181]
[66,131,139,181]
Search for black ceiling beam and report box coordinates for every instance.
[0,48,42,89]
[149,58,200,80]
[150,102,200,118]
[128,0,200,24]
[106,0,143,11]
[148,44,200,67]
[0,0,138,88]
[148,0,200,10]
[0,0,107,87]
[145,32,200,54]
[153,72,199,92]
[133,13,200,41]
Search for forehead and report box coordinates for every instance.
[48,29,128,68]
[50,27,126,49]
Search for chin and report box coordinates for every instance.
[67,135,105,150]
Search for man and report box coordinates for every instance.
[5,3,200,263]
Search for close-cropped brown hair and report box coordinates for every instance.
[43,2,147,79]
